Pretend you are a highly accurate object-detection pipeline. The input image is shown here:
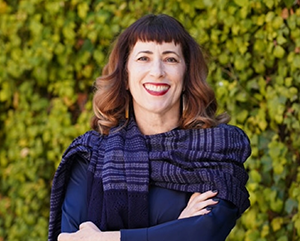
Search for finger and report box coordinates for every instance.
[187,192,201,205]
[190,207,212,217]
[58,233,71,241]
[178,204,213,219]
[192,190,218,203]
[79,221,90,230]
[79,221,100,231]
[201,190,218,199]
[193,198,219,212]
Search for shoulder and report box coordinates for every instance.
[62,130,104,160]
[216,123,246,133]
[51,130,105,193]
[215,123,250,141]
[213,123,251,161]
[49,130,103,241]
[69,130,103,148]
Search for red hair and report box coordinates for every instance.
[91,14,230,135]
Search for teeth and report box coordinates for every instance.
[144,84,169,92]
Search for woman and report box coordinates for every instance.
[48,14,251,241]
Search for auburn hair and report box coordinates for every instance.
[91,14,230,135]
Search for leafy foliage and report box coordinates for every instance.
[0,0,299,240]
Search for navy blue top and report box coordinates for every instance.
[62,157,239,241]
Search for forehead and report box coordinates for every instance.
[130,40,183,54]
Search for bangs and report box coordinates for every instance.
[126,14,188,48]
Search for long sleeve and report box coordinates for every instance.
[61,157,238,241]
[61,156,89,232]
[121,199,238,241]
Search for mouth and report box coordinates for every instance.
[144,83,170,96]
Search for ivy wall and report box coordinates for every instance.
[0,0,299,240]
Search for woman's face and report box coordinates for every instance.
[127,40,186,119]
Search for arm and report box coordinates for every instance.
[121,199,238,241]
[59,156,120,241]
[58,222,120,241]
[61,155,88,232]
[59,200,237,241]
[60,157,237,241]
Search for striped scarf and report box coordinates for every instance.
[48,118,251,240]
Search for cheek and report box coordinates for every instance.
[176,71,185,87]
[127,77,138,95]
[179,69,186,90]
[126,67,135,90]
[127,79,133,92]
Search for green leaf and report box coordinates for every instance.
[77,2,89,19]
[283,0,296,8]
[292,55,300,69]
[233,0,249,7]
[271,217,283,231]
[273,45,285,58]
[285,198,298,213]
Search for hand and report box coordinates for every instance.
[58,221,120,241]
[178,190,219,219]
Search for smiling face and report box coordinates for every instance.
[127,41,186,121]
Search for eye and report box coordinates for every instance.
[137,56,149,61]
[165,57,178,63]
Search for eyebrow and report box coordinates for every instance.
[136,50,180,57]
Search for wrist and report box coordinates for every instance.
[101,231,120,241]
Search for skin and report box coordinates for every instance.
[58,222,120,241]
[178,191,219,219]
[58,41,219,241]
[127,41,186,135]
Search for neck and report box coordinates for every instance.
[133,112,180,135]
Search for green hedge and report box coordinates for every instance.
[0,0,299,240]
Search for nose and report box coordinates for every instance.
[150,59,165,78]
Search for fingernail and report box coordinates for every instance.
[212,190,218,193]
[212,198,219,202]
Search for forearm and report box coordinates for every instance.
[121,200,238,241]
[99,231,120,241]
[58,222,120,241]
